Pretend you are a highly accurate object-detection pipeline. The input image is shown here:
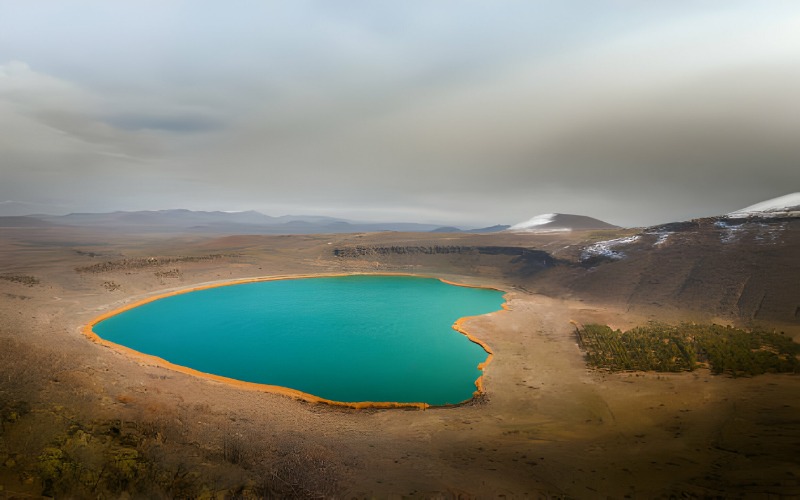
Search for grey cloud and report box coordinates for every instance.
[0,62,159,155]
[514,64,800,194]
[1,2,799,226]
[105,113,223,133]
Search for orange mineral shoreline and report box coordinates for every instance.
[81,273,509,410]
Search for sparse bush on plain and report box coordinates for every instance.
[75,254,238,273]
[0,274,40,286]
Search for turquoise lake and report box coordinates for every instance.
[93,275,506,405]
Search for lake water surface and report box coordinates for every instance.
[93,275,506,405]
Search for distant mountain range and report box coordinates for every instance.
[1,193,795,234]
[3,208,612,234]
[0,209,502,234]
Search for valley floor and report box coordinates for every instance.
[0,228,798,498]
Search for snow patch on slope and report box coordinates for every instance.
[653,232,671,246]
[643,228,673,247]
[581,236,640,262]
[715,220,743,243]
[715,219,787,245]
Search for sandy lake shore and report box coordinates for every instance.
[0,228,797,497]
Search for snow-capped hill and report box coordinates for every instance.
[509,213,557,231]
[507,213,619,233]
[728,193,800,218]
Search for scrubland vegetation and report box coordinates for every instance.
[0,275,40,286]
[75,254,237,273]
[0,337,341,498]
[576,323,800,376]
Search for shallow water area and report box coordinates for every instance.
[92,275,506,406]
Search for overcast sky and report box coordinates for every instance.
[1,1,798,227]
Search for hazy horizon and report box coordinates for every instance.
[2,1,799,227]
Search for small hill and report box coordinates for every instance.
[507,213,619,233]
[466,225,511,233]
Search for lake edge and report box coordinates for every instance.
[82,273,509,409]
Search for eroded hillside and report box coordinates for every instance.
[329,217,799,327]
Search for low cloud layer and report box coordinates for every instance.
[1,1,798,227]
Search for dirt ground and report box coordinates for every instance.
[0,227,798,498]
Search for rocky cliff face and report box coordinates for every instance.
[333,245,559,277]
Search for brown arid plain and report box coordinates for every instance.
[0,219,798,498]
